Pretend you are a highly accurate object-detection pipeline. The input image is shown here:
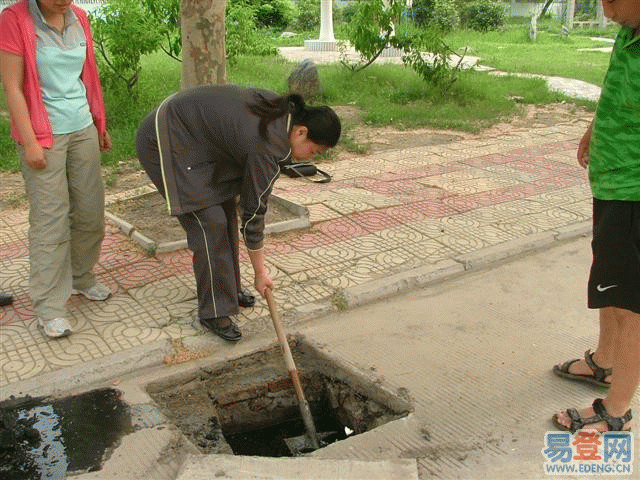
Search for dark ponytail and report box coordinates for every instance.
[247,92,341,147]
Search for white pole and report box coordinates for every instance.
[318,0,335,42]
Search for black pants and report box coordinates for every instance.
[178,199,241,320]
[136,114,241,320]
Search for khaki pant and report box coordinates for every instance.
[20,125,105,321]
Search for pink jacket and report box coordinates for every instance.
[0,0,107,148]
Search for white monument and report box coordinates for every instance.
[305,0,337,51]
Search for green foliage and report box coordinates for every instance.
[397,28,457,88]
[253,0,296,29]
[0,118,19,172]
[410,0,435,26]
[461,0,507,32]
[141,0,181,60]
[346,0,402,59]
[343,0,457,88]
[90,0,166,91]
[0,48,593,172]
[292,0,321,31]
[226,2,278,64]
[445,24,611,86]
[431,0,460,32]
[340,1,360,24]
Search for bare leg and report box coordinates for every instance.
[555,308,617,382]
[555,307,640,431]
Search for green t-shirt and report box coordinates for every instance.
[589,26,640,200]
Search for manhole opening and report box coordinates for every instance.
[0,388,132,480]
[148,339,411,457]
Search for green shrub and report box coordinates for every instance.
[340,1,360,24]
[292,0,321,30]
[431,0,459,32]
[226,2,277,62]
[410,0,435,26]
[254,0,295,29]
[461,0,507,31]
[90,0,164,91]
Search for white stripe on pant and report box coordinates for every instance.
[177,198,241,320]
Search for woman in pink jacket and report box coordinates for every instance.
[0,0,112,338]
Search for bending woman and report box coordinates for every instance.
[136,85,341,342]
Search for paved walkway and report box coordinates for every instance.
[0,49,600,394]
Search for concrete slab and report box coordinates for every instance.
[175,454,419,480]
[74,426,194,480]
[301,236,639,479]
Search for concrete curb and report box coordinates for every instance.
[105,195,311,254]
[2,340,172,400]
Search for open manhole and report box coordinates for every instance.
[106,191,310,253]
[148,338,411,457]
[0,388,133,479]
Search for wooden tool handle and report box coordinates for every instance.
[265,289,320,449]
[265,289,297,372]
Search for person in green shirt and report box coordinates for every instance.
[552,0,640,432]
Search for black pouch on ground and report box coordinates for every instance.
[280,163,331,183]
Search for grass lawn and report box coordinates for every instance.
[0,17,613,172]
[445,18,616,86]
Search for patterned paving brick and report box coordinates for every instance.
[0,114,596,389]
[307,203,342,222]
[0,239,29,261]
[109,259,176,290]
[156,249,194,274]
[267,250,327,275]
[314,216,370,241]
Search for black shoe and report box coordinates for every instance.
[238,288,255,308]
[0,293,13,307]
[200,316,242,342]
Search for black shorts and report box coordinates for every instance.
[588,199,640,314]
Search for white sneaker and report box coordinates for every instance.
[38,317,73,338]
[72,283,112,301]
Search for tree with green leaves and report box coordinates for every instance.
[342,0,460,89]
[90,0,165,91]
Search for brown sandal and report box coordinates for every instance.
[553,349,611,387]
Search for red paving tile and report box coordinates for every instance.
[314,216,370,242]
[98,238,147,271]
[347,210,403,233]
[5,296,33,321]
[284,230,334,250]
[0,309,24,326]
[156,249,193,275]
[0,240,29,261]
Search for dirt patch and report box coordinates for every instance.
[107,191,300,245]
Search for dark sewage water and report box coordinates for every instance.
[0,388,132,480]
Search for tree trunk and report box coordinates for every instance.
[181,0,226,88]
[565,0,575,28]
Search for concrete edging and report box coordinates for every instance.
[105,195,311,254]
